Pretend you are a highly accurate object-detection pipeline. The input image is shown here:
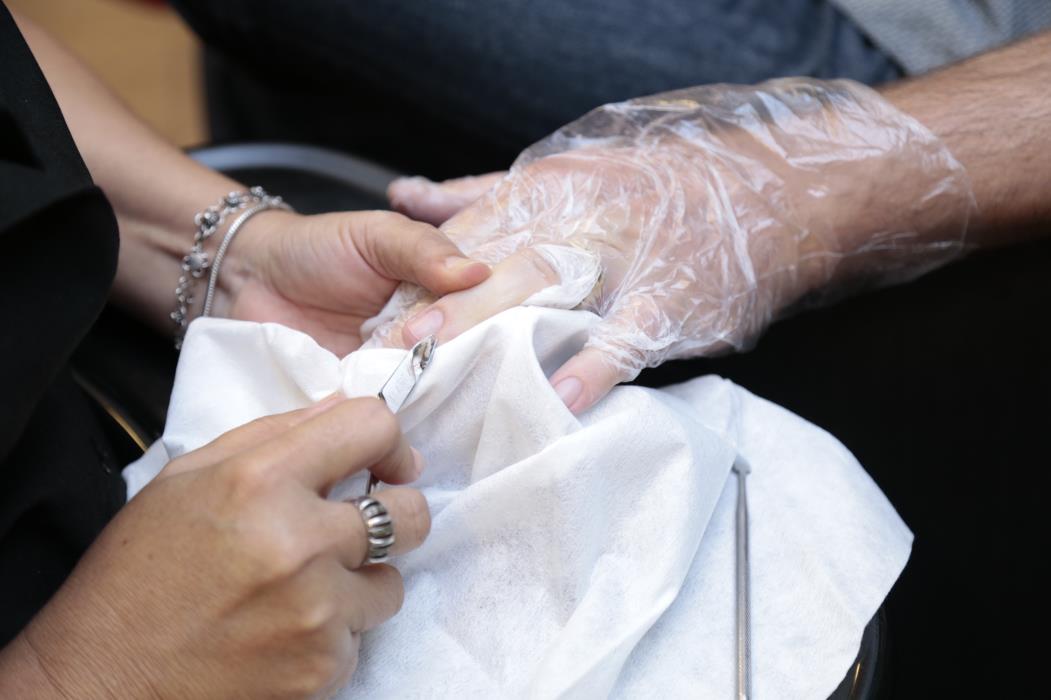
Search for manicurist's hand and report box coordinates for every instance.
[208,209,490,355]
[0,397,430,699]
[10,12,491,357]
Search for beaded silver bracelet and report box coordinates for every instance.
[171,186,292,349]
[200,197,292,318]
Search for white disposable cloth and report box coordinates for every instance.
[125,308,911,699]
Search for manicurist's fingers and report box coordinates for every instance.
[388,172,507,226]
[289,557,403,635]
[343,565,405,632]
[229,397,422,493]
[355,210,491,296]
[160,394,345,478]
[402,246,560,346]
[317,487,431,570]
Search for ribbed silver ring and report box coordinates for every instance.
[352,496,395,566]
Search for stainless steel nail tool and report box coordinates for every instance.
[732,456,752,700]
[366,334,437,495]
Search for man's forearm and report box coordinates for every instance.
[13,10,250,332]
[881,30,1051,247]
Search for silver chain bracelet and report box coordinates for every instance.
[171,186,292,349]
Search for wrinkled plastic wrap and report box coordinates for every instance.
[374,78,974,382]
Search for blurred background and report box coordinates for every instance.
[9,0,205,147]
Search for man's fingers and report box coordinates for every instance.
[357,211,491,296]
[548,345,637,415]
[402,246,560,345]
[388,172,506,225]
[319,487,431,570]
[231,397,422,493]
[549,298,662,413]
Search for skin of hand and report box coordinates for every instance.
[0,396,431,699]
[11,10,491,354]
[206,208,491,356]
[387,32,1051,414]
[5,17,475,695]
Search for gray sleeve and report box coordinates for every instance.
[830,0,1051,74]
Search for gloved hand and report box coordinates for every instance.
[383,78,974,413]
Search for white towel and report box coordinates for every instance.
[125,307,911,699]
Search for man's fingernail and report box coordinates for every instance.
[411,448,426,477]
[388,177,433,209]
[406,308,444,341]
[391,176,433,194]
[553,377,583,409]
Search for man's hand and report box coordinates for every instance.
[389,32,1051,415]
[384,80,973,413]
[389,172,506,227]
[0,397,429,699]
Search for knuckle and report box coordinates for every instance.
[411,225,444,254]
[219,458,273,503]
[296,599,336,634]
[291,652,341,697]
[362,210,408,242]
[251,528,307,581]
[520,247,561,286]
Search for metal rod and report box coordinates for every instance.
[732,458,752,700]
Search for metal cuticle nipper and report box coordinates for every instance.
[365,335,438,495]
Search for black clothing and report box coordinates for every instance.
[0,3,125,646]
[172,0,902,179]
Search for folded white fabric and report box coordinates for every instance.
[124,307,911,699]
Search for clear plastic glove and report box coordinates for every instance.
[381,78,974,412]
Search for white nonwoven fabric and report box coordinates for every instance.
[124,307,912,699]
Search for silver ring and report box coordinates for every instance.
[352,497,395,565]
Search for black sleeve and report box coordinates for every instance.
[0,1,125,645]
[0,2,118,460]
